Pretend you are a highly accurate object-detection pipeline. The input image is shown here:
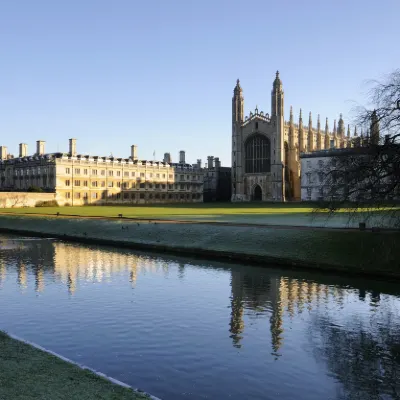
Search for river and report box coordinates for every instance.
[0,234,399,400]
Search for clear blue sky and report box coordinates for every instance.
[0,0,398,166]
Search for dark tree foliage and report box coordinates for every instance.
[319,69,400,226]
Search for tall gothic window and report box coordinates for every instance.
[245,134,271,173]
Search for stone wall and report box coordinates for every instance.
[0,192,58,208]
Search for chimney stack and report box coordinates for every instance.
[163,152,171,163]
[36,140,45,156]
[196,159,202,169]
[214,157,221,169]
[0,146,7,160]
[69,138,77,157]
[207,156,214,169]
[130,145,138,161]
[19,143,28,158]
[179,150,186,164]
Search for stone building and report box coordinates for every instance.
[0,139,204,205]
[231,71,354,202]
[203,155,231,202]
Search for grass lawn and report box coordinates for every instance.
[0,202,395,227]
[0,331,149,400]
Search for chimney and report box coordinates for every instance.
[163,152,171,163]
[196,159,202,169]
[0,146,7,160]
[19,143,28,158]
[36,140,45,156]
[214,157,221,169]
[130,145,138,161]
[69,138,77,157]
[207,156,214,169]
[179,150,185,164]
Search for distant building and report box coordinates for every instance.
[232,72,355,202]
[203,156,231,202]
[0,139,204,205]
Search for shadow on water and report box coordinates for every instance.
[1,233,400,400]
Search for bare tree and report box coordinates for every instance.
[318,69,400,227]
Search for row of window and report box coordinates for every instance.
[64,180,199,190]
[65,192,202,200]
[64,168,200,181]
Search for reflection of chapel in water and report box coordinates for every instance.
[229,269,351,354]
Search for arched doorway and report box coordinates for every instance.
[253,185,262,201]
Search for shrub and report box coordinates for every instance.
[35,200,59,207]
[64,202,71,207]
[27,186,43,193]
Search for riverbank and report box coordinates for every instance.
[0,331,154,400]
[0,214,399,279]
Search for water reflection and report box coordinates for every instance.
[1,235,399,400]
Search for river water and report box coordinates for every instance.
[0,234,399,400]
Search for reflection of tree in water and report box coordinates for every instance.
[311,301,400,400]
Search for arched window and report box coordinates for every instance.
[245,135,271,173]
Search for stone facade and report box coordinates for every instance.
[203,156,231,202]
[0,192,59,208]
[232,72,355,202]
[0,140,204,205]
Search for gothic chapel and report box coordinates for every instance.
[231,71,352,201]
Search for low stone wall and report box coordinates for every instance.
[0,192,58,208]
[0,215,399,279]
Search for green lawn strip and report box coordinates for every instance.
[0,331,149,400]
[0,203,392,221]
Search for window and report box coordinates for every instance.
[117,182,121,188]
[116,193,121,200]
[131,193,136,199]
[149,173,153,178]
[65,192,71,199]
[156,173,160,178]
[92,169,98,175]
[186,175,189,180]
[169,174,173,179]
[169,184,173,190]
[148,183,153,189]
[117,171,121,177]
[74,192,81,199]
[187,184,190,190]
[255,122,258,130]
[140,183,145,188]
[306,173,311,184]
[65,168,70,174]
[124,171,129,177]
[83,192,88,199]
[108,170,113,176]
[163,174,166,179]
[92,192,98,199]
[74,180,81,186]
[307,188,312,200]
[131,172,136,177]
[123,182,129,189]
[140,173,145,177]
[84,169,88,175]
[180,184,184,190]
[168,194,173,199]
[140,193,145,199]
[108,182,113,187]
[75,168,80,174]
[101,192,106,199]
[155,184,160,189]
[92,181,98,187]
[245,135,271,173]
[180,175,184,181]
[101,170,105,176]
[101,181,105,187]
[155,194,160,199]
[65,180,70,186]
[162,184,166,189]
[83,180,88,187]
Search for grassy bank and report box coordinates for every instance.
[0,214,399,279]
[0,331,150,400]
